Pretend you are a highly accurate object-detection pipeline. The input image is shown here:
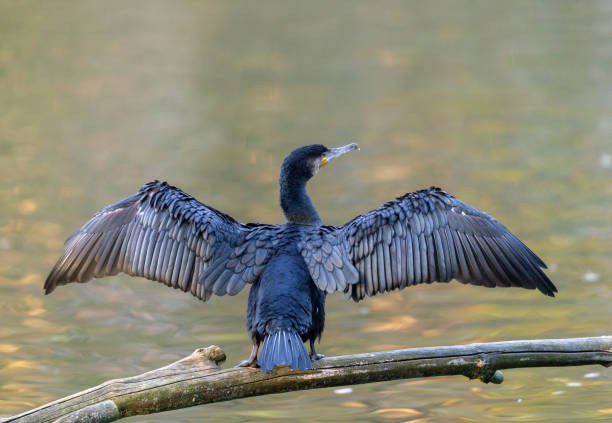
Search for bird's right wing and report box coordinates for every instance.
[45,181,280,301]
[299,187,557,300]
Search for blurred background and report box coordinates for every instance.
[1,1,611,422]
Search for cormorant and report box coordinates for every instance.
[44,144,556,373]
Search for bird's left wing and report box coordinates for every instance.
[299,187,557,300]
[45,181,280,301]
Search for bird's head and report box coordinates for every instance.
[281,143,359,181]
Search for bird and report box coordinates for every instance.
[44,143,557,373]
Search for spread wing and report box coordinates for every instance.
[299,187,557,301]
[45,181,280,301]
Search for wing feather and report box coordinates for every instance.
[298,187,557,301]
[45,181,280,301]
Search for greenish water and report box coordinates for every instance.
[1,1,611,421]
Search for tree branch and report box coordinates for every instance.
[4,336,611,423]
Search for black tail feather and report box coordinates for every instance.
[259,329,311,374]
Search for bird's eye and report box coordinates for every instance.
[322,152,326,157]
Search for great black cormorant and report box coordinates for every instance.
[44,144,556,373]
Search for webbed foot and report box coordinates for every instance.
[235,358,259,368]
[309,339,325,361]
[310,352,325,361]
[236,342,260,368]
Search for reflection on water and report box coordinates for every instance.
[1,1,611,421]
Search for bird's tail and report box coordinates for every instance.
[259,329,311,374]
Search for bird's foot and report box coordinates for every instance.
[235,358,259,368]
[310,352,325,361]
[236,342,260,368]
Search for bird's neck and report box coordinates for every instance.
[279,175,321,225]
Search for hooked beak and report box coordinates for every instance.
[320,142,359,167]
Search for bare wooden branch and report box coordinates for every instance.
[4,336,611,423]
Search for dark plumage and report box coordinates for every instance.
[44,143,556,373]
